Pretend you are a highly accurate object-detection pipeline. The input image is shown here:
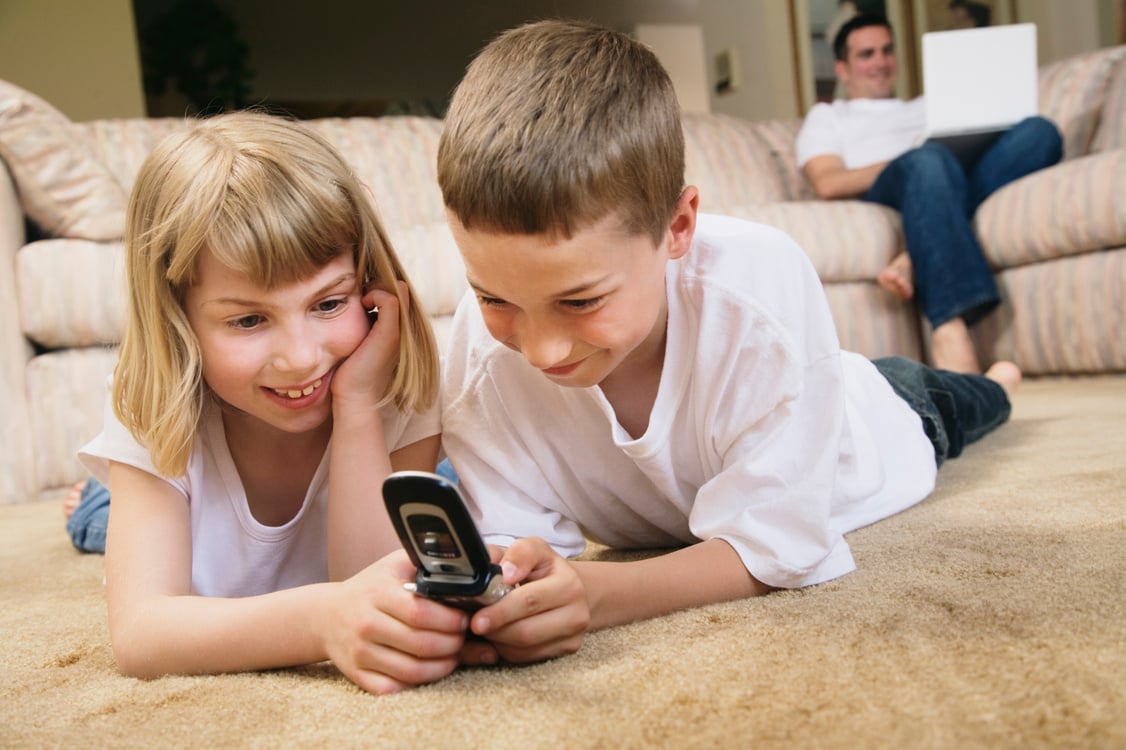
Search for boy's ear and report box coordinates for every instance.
[666,186,699,261]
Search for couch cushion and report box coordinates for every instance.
[1038,45,1126,159]
[385,220,468,319]
[683,114,790,209]
[16,239,126,349]
[0,80,126,240]
[751,117,818,201]
[725,201,903,283]
[310,117,447,235]
[26,347,118,491]
[973,249,1126,375]
[73,118,191,193]
[1090,48,1126,153]
[976,149,1126,269]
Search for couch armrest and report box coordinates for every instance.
[0,159,37,504]
[976,148,1126,269]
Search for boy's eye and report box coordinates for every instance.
[477,295,508,308]
[561,296,603,311]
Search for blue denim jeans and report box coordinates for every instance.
[67,477,111,553]
[863,116,1062,328]
[65,463,462,555]
[874,356,1011,467]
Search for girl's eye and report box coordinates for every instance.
[316,297,346,314]
[229,314,263,330]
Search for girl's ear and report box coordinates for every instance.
[666,186,699,261]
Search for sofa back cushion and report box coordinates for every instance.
[1038,45,1126,159]
[682,114,790,212]
[1090,47,1126,153]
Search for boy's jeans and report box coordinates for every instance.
[874,356,1011,467]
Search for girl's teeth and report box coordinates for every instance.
[276,378,322,399]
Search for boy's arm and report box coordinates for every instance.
[803,154,888,200]
[468,537,770,664]
[105,461,466,694]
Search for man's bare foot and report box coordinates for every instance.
[985,360,1022,396]
[930,318,981,373]
[877,252,914,300]
[63,480,87,519]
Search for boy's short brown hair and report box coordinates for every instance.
[438,19,685,244]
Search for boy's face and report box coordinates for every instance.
[450,189,697,390]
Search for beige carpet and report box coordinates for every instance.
[3,377,1124,749]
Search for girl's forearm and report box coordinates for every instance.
[109,583,338,679]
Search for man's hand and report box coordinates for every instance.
[803,154,888,200]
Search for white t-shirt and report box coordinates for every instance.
[79,386,440,597]
[795,97,927,170]
[441,214,936,589]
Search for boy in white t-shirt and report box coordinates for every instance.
[435,19,1022,666]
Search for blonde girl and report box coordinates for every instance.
[79,111,467,695]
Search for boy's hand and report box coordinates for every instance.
[465,538,590,664]
[323,550,468,695]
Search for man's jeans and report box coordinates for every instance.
[874,356,1011,467]
[863,116,1062,328]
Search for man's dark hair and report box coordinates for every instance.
[949,0,992,27]
[833,14,893,62]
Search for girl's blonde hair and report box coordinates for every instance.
[114,111,438,477]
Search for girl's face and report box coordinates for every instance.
[183,249,370,436]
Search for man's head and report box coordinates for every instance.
[833,14,898,100]
[437,19,686,246]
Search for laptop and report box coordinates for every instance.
[922,23,1039,166]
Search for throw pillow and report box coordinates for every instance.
[0,79,126,240]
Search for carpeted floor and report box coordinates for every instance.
[2,376,1124,749]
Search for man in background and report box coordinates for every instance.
[795,14,1061,373]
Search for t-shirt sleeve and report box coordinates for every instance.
[682,228,857,588]
[77,379,188,497]
[794,103,842,169]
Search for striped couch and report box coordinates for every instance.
[1,44,1124,505]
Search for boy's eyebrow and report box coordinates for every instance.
[468,275,611,299]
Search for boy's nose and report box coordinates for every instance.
[516,319,572,370]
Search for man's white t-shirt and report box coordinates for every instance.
[79,388,440,597]
[795,97,926,170]
[441,214,937,589]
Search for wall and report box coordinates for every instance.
[636,24,711,114]
[700,0,801,121]
[0,0,145,121]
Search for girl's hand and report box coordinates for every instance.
[331,281,409,410]
[322,550,468,695]
[465,538,590,664]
